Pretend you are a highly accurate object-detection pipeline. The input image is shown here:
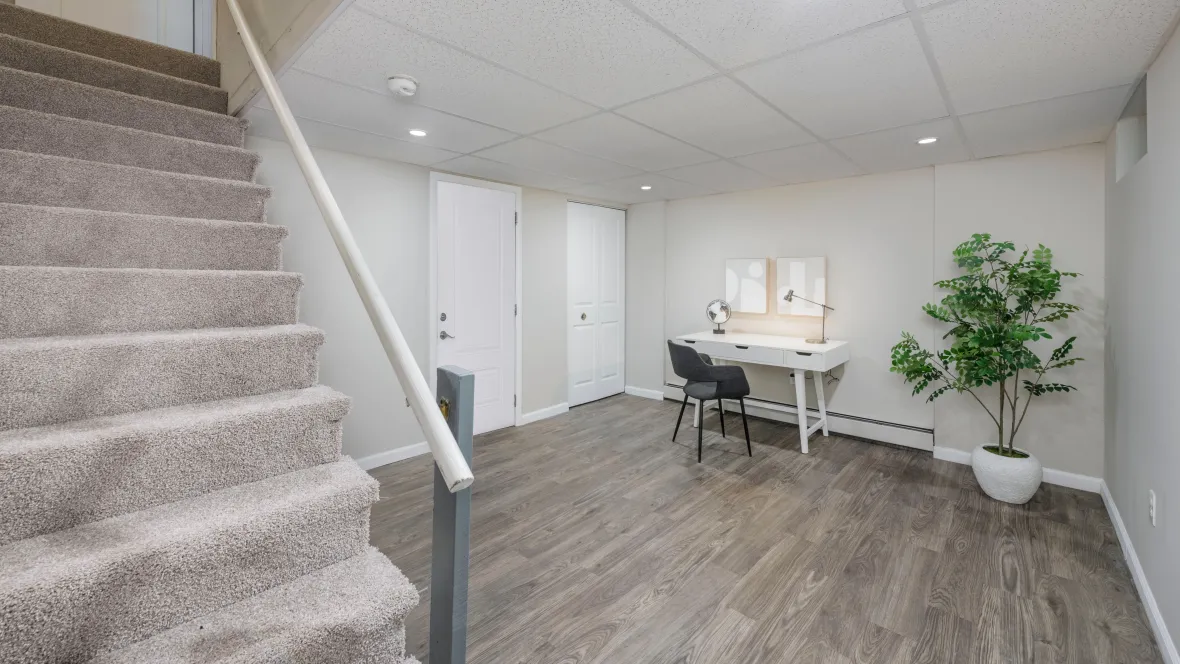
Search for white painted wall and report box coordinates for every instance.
[624,201,666,395]
[250,137,432,463]
[659,169,937,447]
[521,187,568,414]
[1105,23,1180,657]
[250,137,582,462]
[17,0,196,52]
[934,146,1106,478]
[630,147,1106,470]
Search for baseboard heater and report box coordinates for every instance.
[663,382,934,435]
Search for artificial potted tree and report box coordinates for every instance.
[890,234,1083,504]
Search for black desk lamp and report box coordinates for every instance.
[783,289,835,344]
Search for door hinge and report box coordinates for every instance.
[514,304,518,316]
[514,394,517,407]
[515,211,518,226]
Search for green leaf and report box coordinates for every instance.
[895,234,1083,441]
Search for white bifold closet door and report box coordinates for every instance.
[567,202,625,407]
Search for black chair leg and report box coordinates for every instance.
[717,400,726,437]
[697,400,704,463]
[740,398,752,457]
[673,393,688,442]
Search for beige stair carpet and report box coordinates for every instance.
[0,5,418,663]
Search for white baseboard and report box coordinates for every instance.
[520,402,569,425]
[1043,467,1104,493]
[933,446,1102,493]
[355,441,430,471]
[624,385,665,401]
[1102,482,1179,664]
[932,446,973,464]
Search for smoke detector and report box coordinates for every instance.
[387,75,418,97]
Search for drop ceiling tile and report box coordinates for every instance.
[569,173,715,204]
[245,108,460,167]
[473,138,643,182]
[617,78,814,157]
[733,142,860,184]
[627,0,907,68]
[435,155,585,192]
[258,70,517,154]
[923,0,1179,114]
[533,113,714,171]
[355,0,715,107]
[831,118,968,172]
[294,7,595,134]
[659,159,775,192]
[736,19,946,139]
[960,86,1130,159]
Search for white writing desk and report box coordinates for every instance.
[676,331,851,454]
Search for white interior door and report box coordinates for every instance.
[568,203,625,407]
[437,181,517,434]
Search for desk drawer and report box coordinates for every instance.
[784,349,826,371]
[681,339,784,366]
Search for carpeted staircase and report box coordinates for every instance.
[0,5,420,662]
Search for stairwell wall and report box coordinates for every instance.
[250,137,431,463]
[250,137,579,463]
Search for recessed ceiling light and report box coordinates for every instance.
[409,129,427,137]
[917,137,938,145]
[641,185,652,190]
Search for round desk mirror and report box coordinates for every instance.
[706,299,732,334]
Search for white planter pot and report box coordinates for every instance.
[971,445,1042,504]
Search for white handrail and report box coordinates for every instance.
[225,0,474,492]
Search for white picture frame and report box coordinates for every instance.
[776,257,827,317]
[725,258,768,314]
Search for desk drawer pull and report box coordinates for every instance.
[735,345,749,349]
[795,351,813,356]
[684,340,696,344]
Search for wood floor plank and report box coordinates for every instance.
[366,394,1162,663]
[869,542,939,638]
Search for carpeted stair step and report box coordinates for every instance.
[0,106,260,180]
[0,33,227,113]
[0,3,220,87]
[0,66,246,146]
[0,460,379,664]
[0,266,302,337]
[0,203,285,271]
[0,150,270,223]
[0,386,351,546]
[92,548,419,664]
[0,324,324,430]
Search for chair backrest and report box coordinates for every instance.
[667,340,711,382]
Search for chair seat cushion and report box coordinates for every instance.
[684,377,750,400]
[684,381,719,400]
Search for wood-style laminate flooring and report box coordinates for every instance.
[369,395,1162,663]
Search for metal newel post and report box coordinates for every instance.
[430,366,473,664]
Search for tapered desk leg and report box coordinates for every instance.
[693,400,701,428]
[794,370,809,454]
[814,370,829,436]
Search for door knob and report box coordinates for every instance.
[439,331,456,340]
[580,313,587,321]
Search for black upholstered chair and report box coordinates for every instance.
[667,340,752,462]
